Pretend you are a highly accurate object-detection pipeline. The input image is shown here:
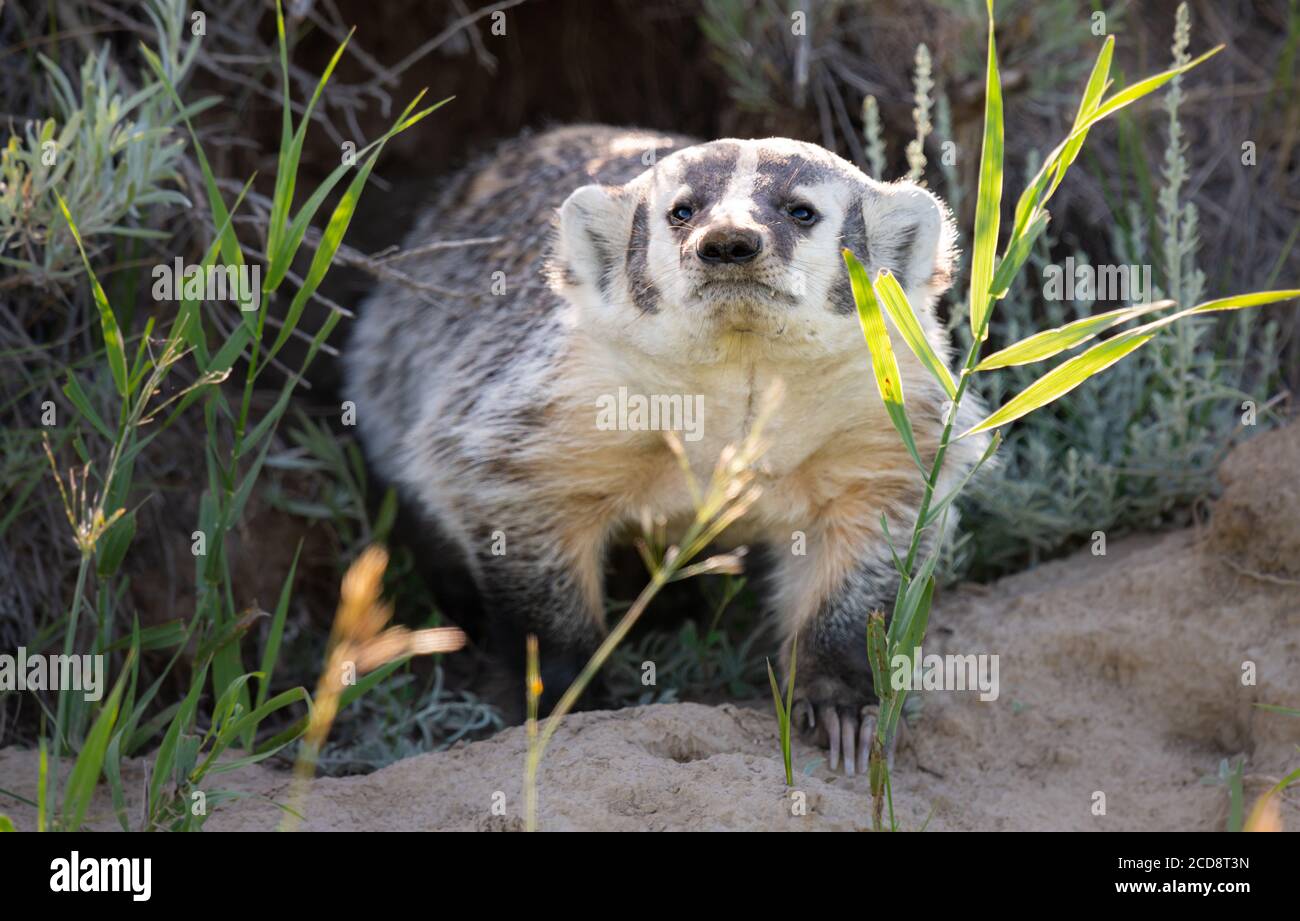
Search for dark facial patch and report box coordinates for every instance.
[762,160,808,261]
[753,151,845,197]
[755,153,828,262]
[626,200,660,314]
[677,142,742,211]
[829,195,868,315]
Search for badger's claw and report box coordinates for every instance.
[840,711,858,776]
[805,702,864,776]
[819,704,840,771]
[800,701,901,777]
[794,698,816,733]
[857,706,873,772]
[861,707,902,775]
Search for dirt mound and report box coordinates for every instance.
[1,426,1297,831]
[1206,420,1300,581]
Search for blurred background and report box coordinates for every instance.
[1,0,1296,776]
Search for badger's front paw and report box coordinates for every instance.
[791,672,885,777]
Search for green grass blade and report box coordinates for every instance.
[888,545,940,648]
[37,739,47,832]
[766,638,795,786]
[54,194,128,396]
[103,731,131,831]
[989,212,1049,302]
[968,0,1004,342]
[1226,759,1244,832]
[1111,289,1300,344]
[766,658,787,722]
[148,663,207,817]
[844,250,924,471]
[866,612,888,701]
[1044,36,1114,204]
[1273,765,1300,795]
[961,332,1156,437]
[921,431,1002,526]
[63,371,115,440]
[265,95,452,293]
[1085,46,1223,131]
[976,290,1297,384]
[268,12,356,273]
[874,269,957,399]
[784,632,797,720]
[177,175,257,370]
[255,539,302,712]
[1180,289,1300,319]
[974,299,1175,371]
[262,93,442,367]
[1012,44,1223,241]
[139,44,247,285]
[61,655,131,830]
[898,577,935,662]
[205,686,311,775]
[268,0,296,263]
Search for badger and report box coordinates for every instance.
[345,125,984,774]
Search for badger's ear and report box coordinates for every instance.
[862,181,957,295]
[556,183,637,296]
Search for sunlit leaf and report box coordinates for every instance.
[975,299,1174,371]
[968,0,1004,341]
[874,268,957,399]
[962,333,1156,436]
[844,250,923,470]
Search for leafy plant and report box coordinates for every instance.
[846,0,1299,831]
[33,0,443,830]
[953,3,1286,578]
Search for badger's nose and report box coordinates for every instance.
[696,225,762,264]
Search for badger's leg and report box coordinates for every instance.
[470,517,609,720]
[772,529,909,776]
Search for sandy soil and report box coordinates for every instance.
[2,424,1297,831]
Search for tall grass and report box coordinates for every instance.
[27,0,442,831]
[847,0,1299,830]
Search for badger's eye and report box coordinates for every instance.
[669,204,695,224]
[787,203,817,225]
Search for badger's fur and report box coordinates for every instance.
[345,125,985,773]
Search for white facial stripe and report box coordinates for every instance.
[721,144,761,214]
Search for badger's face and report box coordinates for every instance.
[554,137,956,363]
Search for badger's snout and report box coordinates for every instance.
[695,223,763,265]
